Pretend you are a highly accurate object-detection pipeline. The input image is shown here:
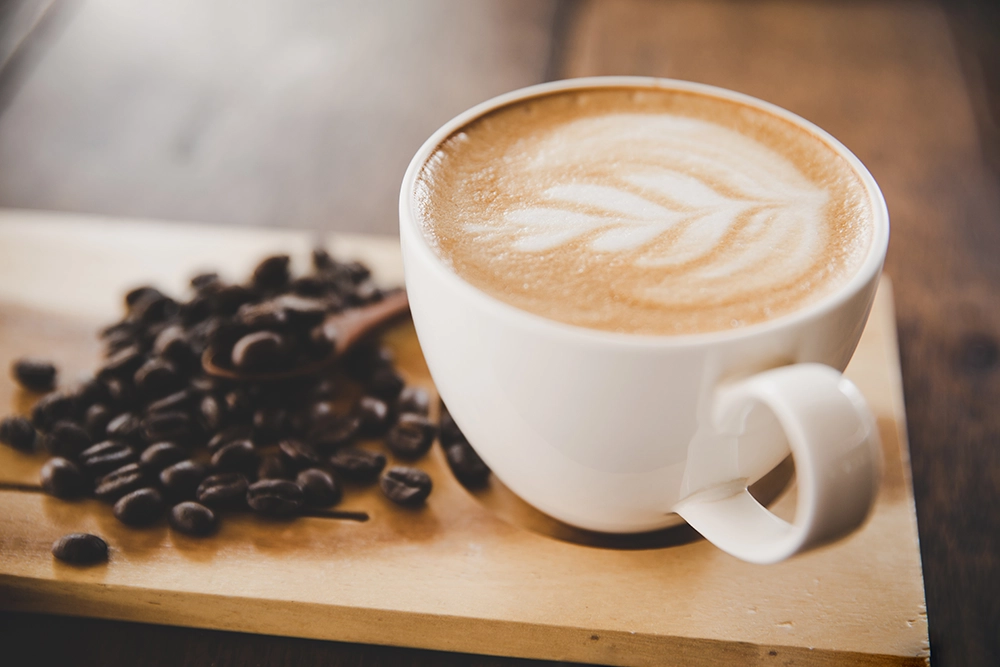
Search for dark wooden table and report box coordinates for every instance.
[1,1,997,665]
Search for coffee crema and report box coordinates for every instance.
[413,86,874,335]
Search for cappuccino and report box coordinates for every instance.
[413,86,874,335]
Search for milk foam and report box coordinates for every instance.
[415,88,873,335]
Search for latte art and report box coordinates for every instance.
[415,87,873,335]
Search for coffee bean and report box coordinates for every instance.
[130,292,178,326]
[160,460,209,501]
[196,472,249,509]
[356,396,390,435]
[257,454,292,480]
[396,386,430,416]
[222,389,253,421]
[103,377,138,411]
[12,358,57,392]
[307,323,336,359]
[296,468,341,508]
[125,286,163,309]
[385,414,436,460]
[114,487,164,526]
[380,466,432,506]
[438,402,465,445]
[252,406,288,441]
[134,358,182,397]
[139,442,188,471]
[237,301,289,329]
[232,331,287,371]
[309,413,361,452]
[367,366,405,400]
[83,404,113,440]
[80,441,137,477]
[246,479,303,517]
[94,463,148,502]
[52,533,108,565]
[106,412,143,444]
[352,279,381,304]
[190,272,221,292]
[99,346,146,380]
[278,439,320,470]
[169,501,217,536]
[31,392,75,432]
[444,440,490,488]
[153,325,196,367]
[207,424,253,452]
[198,394,225,431]
[343,343,394,381]
[142,410,195,444]
[328,447,386,483]
[72,378,111,412]
[210,439,257,473]
[251,255,291,291]
[40,457,88,498]
[0,416,36,451]
[146,389,199,414]
[43,421,91,458]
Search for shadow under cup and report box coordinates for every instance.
[398,77,889,559]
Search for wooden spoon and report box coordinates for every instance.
[201,289,410,382]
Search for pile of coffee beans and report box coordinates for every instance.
[1,249,490,554]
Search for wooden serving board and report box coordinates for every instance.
[0,210,929,666]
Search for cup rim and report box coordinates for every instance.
[399,76,889,348]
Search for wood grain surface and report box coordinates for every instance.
[0,0,997,665]
[0,213,926,667]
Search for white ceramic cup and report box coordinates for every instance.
[399,77,888,564]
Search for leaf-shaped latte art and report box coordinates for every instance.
[463,113,831,310]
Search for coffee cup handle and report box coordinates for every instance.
[673,363,882,564]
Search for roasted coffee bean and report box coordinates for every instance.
[31,392,75,431]
[103,377,137,410]
[344,261,371,284]
[94,462,148,502]
[251,255,291,291]
[328,447,386,483]
[196,472,249,509]
[99,346,146,380]
[142,410,195,444]
[190,272,221,292]
[114,487,164,526]
[40,457,87,498]
[356,396,390,435]
[257,454,291,480]
[308,412,361,452]
[291,276,325,297]
[252,406,288,442]
[0,416,36,451]
[125,286,163,309]
[274,295,326,328]
[210,439,257,473]
[231,331,287,371]
[366,366,405,400]
[438,402,465,445]
[146,389,198,414]
[198,394,225,431]
[134,358,181,397]
[222,389,253,422]
[52,533,108,565]
[73,378,111,411]
[278,439,320,470]
[80,440,136,477]
[343,343,394,381]
[351,279,381,304]
[237,301,289,329]
[211,285,255,316]
[444,440,490,488]
[130,292,177,326]
[312,247,334,270]
[296,468,341,508]
[43,421,91,458]
[139,442,188,471]
[307,324,336,358]
[83,404,113,440]
[385,414,436,460]
[396,386,430,416]
[380,466,432,506]
[106,412,143,444]
[207,424,253,452]
[160,460,209,501]
[246,479,303,517]
[153,325,196,366]
[11,358,57,392]
[169,501,217,536]
[180,294,214,326]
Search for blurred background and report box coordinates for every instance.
[1,1,998,665]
